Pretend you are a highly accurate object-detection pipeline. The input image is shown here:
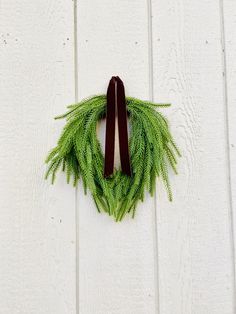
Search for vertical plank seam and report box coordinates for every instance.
[219,0,236,312]
[74,0,79,313]
[147,0,160,313]
[74,0,78,102]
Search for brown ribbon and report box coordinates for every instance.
[104,76,131,178]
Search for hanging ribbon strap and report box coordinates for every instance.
[104,76,131,178]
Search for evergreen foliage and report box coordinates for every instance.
[45,95,181,221]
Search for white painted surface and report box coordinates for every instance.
[152,1,235,313]
[223,0,236,280]
[76,1,156,313]
[0,1,236,314]
[0,1,76,313]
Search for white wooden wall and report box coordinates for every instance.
[0,1,236,313]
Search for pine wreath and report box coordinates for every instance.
[45,92,180,221]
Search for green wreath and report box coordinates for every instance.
[45,95,180,221]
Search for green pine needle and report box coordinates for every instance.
[45,95,180,221]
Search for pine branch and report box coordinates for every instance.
[45,95,180,220]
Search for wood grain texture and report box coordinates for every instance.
[76,1,157,313]
[0,1,76,313]
[1,1,236,313]
[152,0,235,313]
[223,0,236,283]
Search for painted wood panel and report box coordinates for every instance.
[76,1,157,313]
[223,0,236,285]
[152,0,235,313]
[0,1,236,313]
[0,1,76,313]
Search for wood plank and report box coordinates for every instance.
[0,1,76,313]
[223,0,236,285]
[152,0,235,313]
[76,1,157,313]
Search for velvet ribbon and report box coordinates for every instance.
[104,76,131,178]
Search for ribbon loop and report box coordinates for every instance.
[104,76,131,178]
